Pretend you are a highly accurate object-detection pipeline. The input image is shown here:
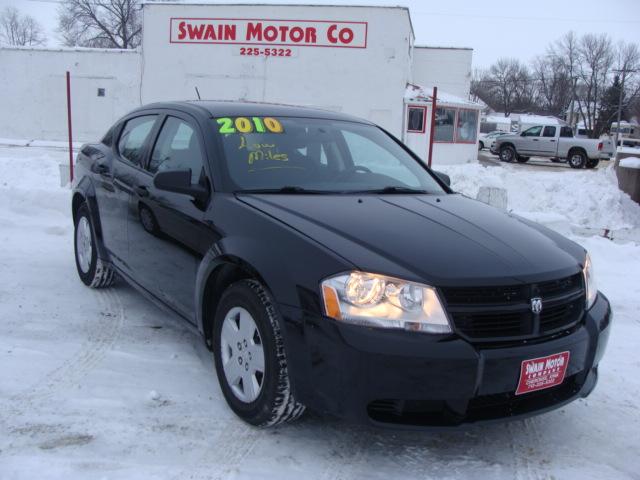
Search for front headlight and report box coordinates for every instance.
[320,271,451,333]
[583,253,597,309]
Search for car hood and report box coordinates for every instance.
[237,193,585,286]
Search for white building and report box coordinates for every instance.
[0,2,481,166]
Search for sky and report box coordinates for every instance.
[2,0,639,69]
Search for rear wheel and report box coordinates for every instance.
[478,141,484,151]
[568,151,587,169]
[213,280,305,427]
[500,145,516,162]
[586,158,599,169]
[74,203,115,288]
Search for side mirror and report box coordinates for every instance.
[520,132,526,136]
[154,169,209,204]
[433,170,451,187]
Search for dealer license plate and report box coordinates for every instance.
[515,351,570,395]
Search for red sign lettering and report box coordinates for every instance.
[170,18,367,48]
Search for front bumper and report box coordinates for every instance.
[279,293,611,428]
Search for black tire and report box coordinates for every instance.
[139,203,160,236]
[499,145,516,162]
[516,156,529,163]
[74,203,115,288]
[586,158,599,169]
[213,279,305,427]
[568,150,587,169]
[478,141,484,151]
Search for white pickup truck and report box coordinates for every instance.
[491,125,611,169]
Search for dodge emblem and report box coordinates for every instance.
[531,297,543,314]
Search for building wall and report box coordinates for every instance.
[140,3,414,137]
[0,47,141,142]
[411,47,472,99]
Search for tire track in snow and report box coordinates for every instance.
[507,419,552,480]
[4,287,125,414]
[318,424,371,480]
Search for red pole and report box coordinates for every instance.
[427,86,438,168]
[66,71,74,183]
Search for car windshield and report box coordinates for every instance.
[215,117,445,194]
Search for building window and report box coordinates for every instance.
[97,88,106,97]
[434,107,455,142]
[407,106,426,133]
[456,109,478,143]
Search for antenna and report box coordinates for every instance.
[195,86,201,100]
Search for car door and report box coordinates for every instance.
[518,126,543,154]
[127,112,216,320]
[99,114,159,271]
[537,126,559,155]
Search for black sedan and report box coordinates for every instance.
[71,101,611,428]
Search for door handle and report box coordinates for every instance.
[135,185,149,197]
[550,140,556,142]
[533,138,539,141]
[95,163,109,175]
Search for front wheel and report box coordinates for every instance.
[213,280,305,427]
[74,203,115,288]
[499,145,516,162]
[568,151,587,169]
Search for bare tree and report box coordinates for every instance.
[0,6,46,47]
[471,59,534,115]
[57,0,141,49]
[531,55,573,117]
[574,34,614,136]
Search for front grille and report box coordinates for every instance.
[440,273,585,342]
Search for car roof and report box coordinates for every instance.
[132,100,373,125]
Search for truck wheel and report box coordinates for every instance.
[478,141,484,151]
[568,151,587,169]
[500,145,516,162]
[516,156,529,163]
[586,159,599,169]
[213,280,305,427]
[74,203,115,288]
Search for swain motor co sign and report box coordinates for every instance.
[170,18,368,48]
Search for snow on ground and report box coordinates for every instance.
[1,146,639,480]
[440,162,640,235]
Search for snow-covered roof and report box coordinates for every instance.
[404,83,481,109]
[483,114,511,125]
[514,114,565,126]
[0,45,138,54]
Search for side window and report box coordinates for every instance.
[434,107,455,142]
[407,107,426,133]
[117,115,157,166]
[456,109,478,143]
[542,126,556,138]
[149,117,205,184]
[522,126,542,137]
[560,126,574,138]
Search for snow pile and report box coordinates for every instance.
[440,162,640,232]
[619,157,640,169]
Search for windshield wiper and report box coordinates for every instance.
[236,186,333,194]
[351,186,429,194]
